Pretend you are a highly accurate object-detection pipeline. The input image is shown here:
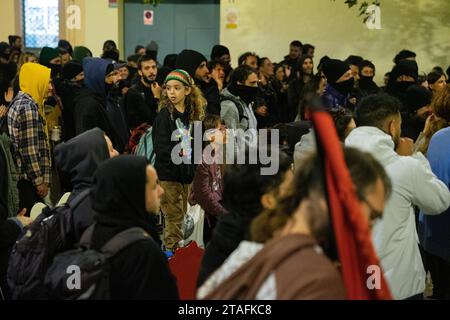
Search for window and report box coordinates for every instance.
[23,0,60,48]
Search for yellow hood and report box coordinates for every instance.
[19,63,51,107]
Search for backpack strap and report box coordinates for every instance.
[67,189,90,209]
[220,95,248,122]
[79,224,96,248]
[100,227,150,259]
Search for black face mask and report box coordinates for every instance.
[333,78,354,95]
[127,67,138,80]
[48,63,62,79]
[359,75,375,89]
[236,84,259,105]
[395,81,414,93]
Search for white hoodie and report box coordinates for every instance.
[345,126,450,299]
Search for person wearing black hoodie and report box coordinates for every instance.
[176,49,221,116]
[211,45,232,86]
[57,61,84,141]
[358,60,380,97]
[401,84,432,141]
[90,156,178,300]
[73,58,125,153]
[54,128,118,240]
[197,148,292,287]
[321,59,354,110]
[386,59,419,111]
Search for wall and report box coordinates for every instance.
[83,0,122,57]
[220,0,450,84]
[0,0,21,41]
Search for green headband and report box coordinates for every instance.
[164,69,193,87]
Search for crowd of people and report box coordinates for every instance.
[1,34,450,300]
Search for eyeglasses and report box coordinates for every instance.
[357,191,383,224]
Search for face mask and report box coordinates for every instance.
[359,75,375,89]
[237,84,259,105]
[333,78,354,95]
[395,81,414,93]
[128,67,138,81]
[48,63,62,79]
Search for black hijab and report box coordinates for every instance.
[90,156,160,248]
[54,128,109,197]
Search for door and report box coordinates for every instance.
[124,0,220,62]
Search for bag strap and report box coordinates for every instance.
[100,227,150,259]
[79,224,96,247]
[67,189,90,209]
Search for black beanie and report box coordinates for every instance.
[322,59,350,84]
[62,61,83,80]
[211,45,230,60]
[405,85,432,113]
[175,49,207,78]
[393,59,418,81]
[393,49,416,64]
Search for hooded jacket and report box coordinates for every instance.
[345,126,450,299]
[90,156,179,300]
[54,128,110,239]
[8,63,51,186]
[73,58,124,152]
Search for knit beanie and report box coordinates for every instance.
[39,47,59,65]
[322,59,350,84]
[175,49,207,78]
[405,85,432,113]
[164,69,193,87]
[393,59,418,81]
[211,45,230,60]
[62,61,83,80]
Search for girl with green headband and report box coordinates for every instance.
[153,69,206,252]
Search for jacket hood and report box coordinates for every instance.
[54,128,109,192]
[19,63,51,107]
[345,126,398,166]
[82,57,113,97]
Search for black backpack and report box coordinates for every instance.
[7,189,90,300]
[44,225,150,300]
[220,94,248,122]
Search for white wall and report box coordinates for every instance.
[220,0,450,84]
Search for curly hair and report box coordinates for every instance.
[158,83,206,122]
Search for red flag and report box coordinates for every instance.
[312,110,392,300]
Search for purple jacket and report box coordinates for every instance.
[189,160,227,217]
[322,84,348,110]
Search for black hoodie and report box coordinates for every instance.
[90,156,178,300]
[54,128,110,240]
[73,58,125,153]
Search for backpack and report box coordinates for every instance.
[7,189,90,300]
[126,122,151,154]
[220,94,248,122]
[135,126,156,165]
[44,225,150,300]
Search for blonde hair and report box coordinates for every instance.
[158,83,206,122]
[417,85,450,154]
[17,52,38,72]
